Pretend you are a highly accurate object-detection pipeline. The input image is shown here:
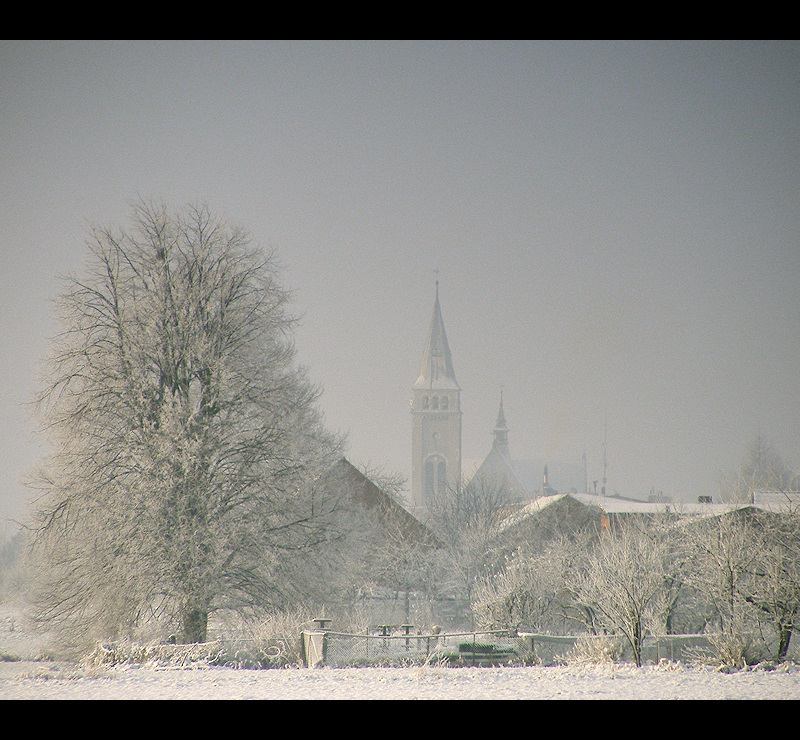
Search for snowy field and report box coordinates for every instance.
[3,606,800,699]
[3,659,800,699]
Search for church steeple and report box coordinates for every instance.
[410,281,462,511]
[463,389,526,503]
[492,391,510,457]
[413,281,459,391]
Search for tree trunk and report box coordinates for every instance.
[181,605,209,644]
[777,623,793,660]
[631,620,643,667]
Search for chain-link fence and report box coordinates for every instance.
[302,626,535,668]
[301,626,786,668]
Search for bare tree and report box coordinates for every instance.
[310,460,443,625]
[569,517,674,667]
[744,509,800,660]
[27,201,342,652]
[472,537,583,634]
[423,475,513,613]
[0,528,27,603]
[720,434,798,504]
[681,509,764,666]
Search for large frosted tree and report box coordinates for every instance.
[28,201,342,650]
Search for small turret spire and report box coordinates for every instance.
[493,389,510,457]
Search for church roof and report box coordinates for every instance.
[467,443,528,501]
[413,282,459,391]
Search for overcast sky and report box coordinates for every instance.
[2,40,799,536]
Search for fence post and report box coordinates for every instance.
[402,624,413,651]
[303,618,332,668]
[302,631,325,668]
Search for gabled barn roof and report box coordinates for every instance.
[331,457,441,548]
[497,490,793,544]
[497,492,605,548]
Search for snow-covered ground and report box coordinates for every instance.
[3,659,800,699]
[3,606,800,699]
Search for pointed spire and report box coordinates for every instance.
[414,281,459,390]
[492,389,510,456]
[495,388,507,430]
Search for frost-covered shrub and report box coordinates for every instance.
[565,634,624,665]
[80,613,309,670]
[81,640,230,669]
[696,631,768,671]
[242,611,310,668]
[334,605,373,635]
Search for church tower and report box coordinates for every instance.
[411,282,462,511]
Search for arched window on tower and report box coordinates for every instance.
[424,455,447,504]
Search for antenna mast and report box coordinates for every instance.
[602,410,607,497]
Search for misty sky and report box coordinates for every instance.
[2,40,799,536]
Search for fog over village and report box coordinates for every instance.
[1,41,799,699]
